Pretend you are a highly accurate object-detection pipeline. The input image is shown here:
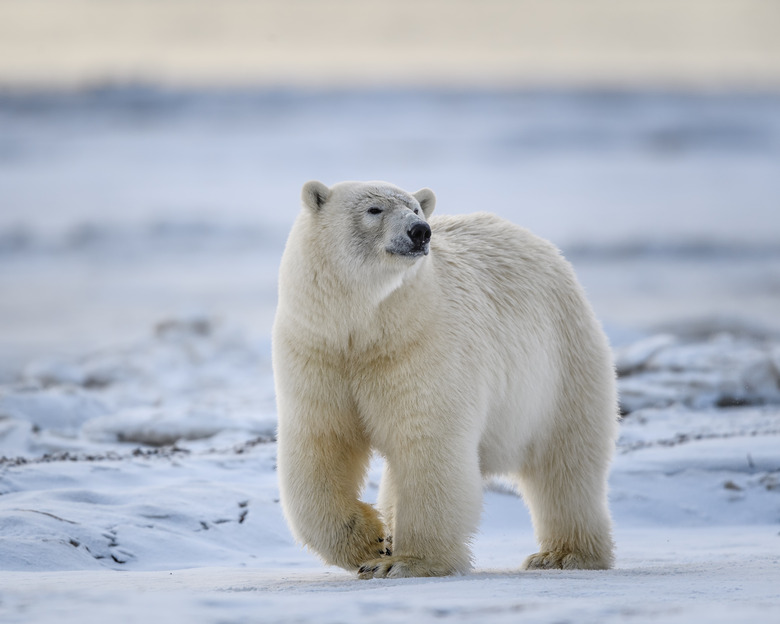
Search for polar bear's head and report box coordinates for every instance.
[300,180,436,280]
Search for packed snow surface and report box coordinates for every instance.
[0,88,779,622]
[0,318,778,623]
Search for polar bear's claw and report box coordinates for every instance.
[333,502,392,569]
[357,555,454,579]
[374,538,392,556]
[522,550,610,571]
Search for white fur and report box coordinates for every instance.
[273,180,619,578]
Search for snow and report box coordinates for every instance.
[1,87,779,622]
[616,331,780,412]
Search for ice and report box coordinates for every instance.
[618,330,780,414]
[0,318,276,458]
[614,334,677,375]
[0,442,287,573]
[0,315,778,621]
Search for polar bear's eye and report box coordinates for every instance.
[367,207,383,215]
[413,208,419,215]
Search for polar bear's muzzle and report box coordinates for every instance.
[385,215,431,258]
[407,222,432,255]
[387,221,430,257]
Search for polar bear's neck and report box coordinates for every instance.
[370,256,426,306]
[284,253,432,352]
[332,256,431,329]
[277,217,436,351]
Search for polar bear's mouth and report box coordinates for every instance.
[386,222,431,258]
[386,243,429,258]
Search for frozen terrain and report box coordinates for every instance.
[0,88,779,622]
[0,317,779,623]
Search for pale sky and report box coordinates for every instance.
[0,0,779,88]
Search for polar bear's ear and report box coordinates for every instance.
[302,181,331,212]
[413,188,436,218]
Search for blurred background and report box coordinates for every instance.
[1,0,779,376]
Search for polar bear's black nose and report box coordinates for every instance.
[408,222,432,247]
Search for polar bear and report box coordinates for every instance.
[273,180,618,578]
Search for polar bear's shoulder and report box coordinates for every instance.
[430,212,561,261]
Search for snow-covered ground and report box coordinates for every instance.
[0,88,779,622]
[0,317,778,622]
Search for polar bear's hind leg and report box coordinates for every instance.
[515,419,616,570]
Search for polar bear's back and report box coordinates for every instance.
[428,212,586,322]
[426,212,616,469]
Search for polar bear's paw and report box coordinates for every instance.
[522,550,610,570]
[357,555,454,579]
[335,502,391,570]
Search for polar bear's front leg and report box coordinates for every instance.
[376,461,398,538]
[358,439,482,579]
[276,359,390,571]
[278,423,390,570]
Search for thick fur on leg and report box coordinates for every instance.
[376,462,397,541]
[356,437,481,579]
[515,421,616,571]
